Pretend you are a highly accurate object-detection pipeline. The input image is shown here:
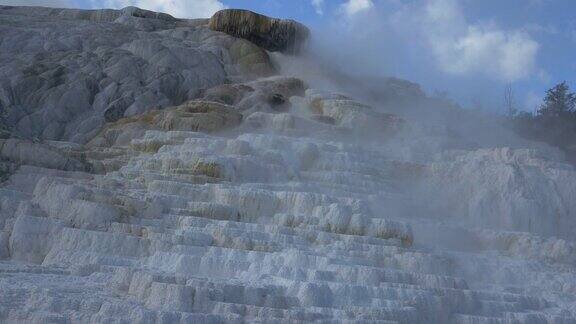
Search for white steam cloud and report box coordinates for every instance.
[310,0,542,112]
[91,0,226,18]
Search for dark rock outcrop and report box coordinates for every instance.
[209,9,310,54]
[0,139,88,172]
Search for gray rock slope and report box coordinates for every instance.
[1,5,576,324]
[0,5,274,143]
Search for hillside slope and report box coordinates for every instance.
[0,6,575,324]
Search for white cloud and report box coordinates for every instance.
[434,25,539,81]
[341,0,373,16]
[394,0,540,82]
[311,0,324,15]
[92,0,226,18]
[0,0,72,7]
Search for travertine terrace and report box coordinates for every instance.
[0,5,576,324]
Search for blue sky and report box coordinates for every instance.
[4,0,576,113]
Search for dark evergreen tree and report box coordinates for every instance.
[537,82,576,117]
[509,82,576,163]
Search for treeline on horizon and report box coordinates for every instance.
[508,82,576,163]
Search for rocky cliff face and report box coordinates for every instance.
[0,5,274,143]
[209,9,310,55]
[1,6,576,324]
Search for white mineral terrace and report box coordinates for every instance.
[1,5,576,324]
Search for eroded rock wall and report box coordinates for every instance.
[209,9,310,54]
